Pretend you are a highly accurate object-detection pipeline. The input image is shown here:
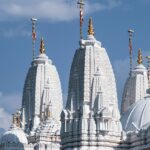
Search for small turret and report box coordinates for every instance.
[121,49,149,113]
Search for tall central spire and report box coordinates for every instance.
[61,16,122,150]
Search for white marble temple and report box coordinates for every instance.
[61,28,122,149]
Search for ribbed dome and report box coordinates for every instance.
[121,96,150,132]
[0,125,28,144]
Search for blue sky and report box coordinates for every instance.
[0,0,150,130]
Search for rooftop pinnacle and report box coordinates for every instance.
[88,17,94,36]
[40,37,45,54]
[137,48,142,64]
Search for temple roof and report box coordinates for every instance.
[0,124,28,144]
[121,96,150,132]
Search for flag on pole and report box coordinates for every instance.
[129,37,132,54]
[32,31,36,40]
[80,9,84,27]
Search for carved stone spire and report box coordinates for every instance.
[61,17,122,149]
[121,48,148,114]
[88,17,94,36]
[40,37,45,54]
[137,48,142,64]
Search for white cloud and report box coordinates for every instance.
[0,19,31,38]
[0,108,11,130]
[0,93,21,114]
[0,92,21,130]
[0,0,121,38]
[0,0,121,22]
[0,28,30,38]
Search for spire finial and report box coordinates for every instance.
[12,114,15,125]
[77,0,84,39]
[128,29,134,76]
[88,17,94,36]
[137,48,142,64]
[40,37,45,54]
[31,17,37,60]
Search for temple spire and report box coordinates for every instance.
[88,17,94,36]
[31,17,37,60]
[40,37,45,54]
[128,29,134,76]
[137,48,142,64]
[77,0,84,39]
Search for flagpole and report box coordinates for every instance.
[31,17,37,60]
[146,56,150,87]
[77,0,84,39]
[128,29,134,76]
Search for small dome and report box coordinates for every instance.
[121,96,150,132]
[36,118,60,137]
[0,125,28,144]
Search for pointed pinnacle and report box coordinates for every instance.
[40,37,45,54]
[88,17,94,36]
[137,48,142,64]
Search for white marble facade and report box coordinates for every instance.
[1,17,150,150]
[61,18,122,149]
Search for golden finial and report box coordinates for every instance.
[88,17,94,36]
[137,48,142,64]
[40,37,45,54]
